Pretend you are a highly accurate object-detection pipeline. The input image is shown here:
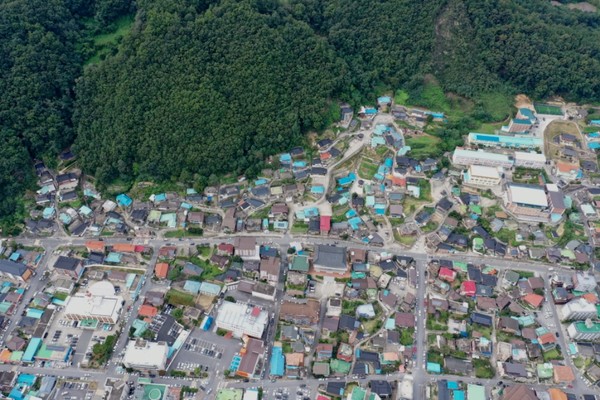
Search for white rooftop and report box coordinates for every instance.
[508,184,548,207]
[64,290,123,320]
[468,165,501,178]
[514,151,546,162]
[215,301,268,338]
[454,148,511,162]
[123,339,168,369]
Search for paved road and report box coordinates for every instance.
[12,231,599,398]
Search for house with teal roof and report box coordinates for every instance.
[42,207,55,220]
[183,280,201,294]
[105,252,122,264]
[199,282,221,296]
[338,173,356,187]
[426,362,441,374]
[371,137,386,148]
[153,193,167,203]
[116,194,132,207]
[79,205,93,218]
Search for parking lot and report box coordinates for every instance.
[56,380,94,400]
[182,338,224,358]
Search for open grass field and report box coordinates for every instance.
[534,103,563,115]
[358,160,378,179]
[543,120,583,161]
[86,15,135,65]
[405,134,441,159]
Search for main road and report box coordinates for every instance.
[13,226,596,398]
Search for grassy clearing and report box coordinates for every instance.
[479,92,513,121]
[394,229,417,247]
[197,246,212,258]
[544,120,582,161]
[543,348,562,361]
[85,15,135,65]
[405,134,441,159]
[375,146,391,158]
[166,289,195,306]
[358,160,378,179]
[477,121,505,134]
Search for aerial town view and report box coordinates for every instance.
[2,1,600,400]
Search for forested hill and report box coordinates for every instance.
[3,0,600,223]
[73,0,345,186]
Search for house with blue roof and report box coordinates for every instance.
[270,346,285,376]
[116,194,132,207]
[22,338,42,363]
[42,207,55,220]
[105,252,122,264]
[183,280,201,294]
[153,193,167,203]
[279,153,292,164]
[199,282,221,296]
[338,173,356,187]
[371,137,386,148]
[427,362,442,374]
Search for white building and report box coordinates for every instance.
[573,273,597,292]
[63,281,123,324]
[122,339,168,370]
[215,301,268,339]
[452,148,514,168]
[505,184,549,220]
[567,320,600,341]
[514,152,546,169]
[560,298,597,321]
[464,165,502,186]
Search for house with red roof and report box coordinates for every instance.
[138,305,158,318]
[217,243,234,256]
[461,281,477,297]
[155,262,169,279]
[538,332,557,351]
[522,293,544,308]
[320,216,331,235]
[438,267,457,282]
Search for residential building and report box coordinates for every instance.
[52,256,83,279]
[567,320,600,340]
[236,338,264,378]
[573,272,597,292]
[0,260,32,283]
[122,339,168,370]
[234,237,258,260]
[280,299,320,325]
[560,298,597,321]
[259,257,280,285]
[464,165,502,186]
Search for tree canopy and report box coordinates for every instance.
[3,0,600,219]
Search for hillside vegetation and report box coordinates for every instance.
[3,0,600,221]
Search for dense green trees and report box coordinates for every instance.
[0,0,134,222]
[73,0,344,187]
[4,0,600,220]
